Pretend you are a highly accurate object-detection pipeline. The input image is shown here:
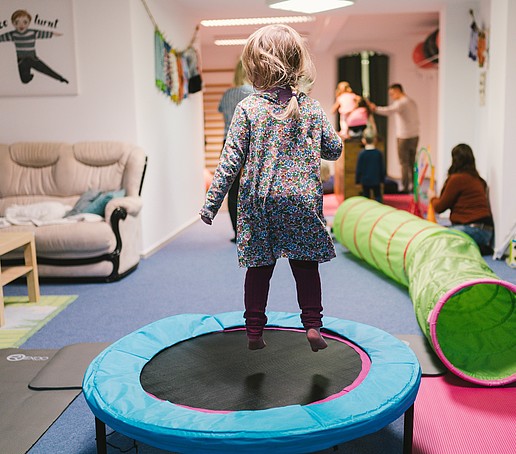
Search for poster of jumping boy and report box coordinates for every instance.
[0,0,77,96]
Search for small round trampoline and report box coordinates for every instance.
[83,312,421,453]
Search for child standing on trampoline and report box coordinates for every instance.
[200,24,342,351]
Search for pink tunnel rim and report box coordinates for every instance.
[428,278,516,386]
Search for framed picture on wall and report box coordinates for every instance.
[0,0,77,96]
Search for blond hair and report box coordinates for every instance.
[336,81,352,96]
[233,60,247,87]
[242,24,315,120]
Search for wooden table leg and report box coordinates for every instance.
[23,237,40,303]
[403,403,414,454]
[95,417,107,454]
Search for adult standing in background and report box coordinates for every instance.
[369,83,419,194]
[218,60,254,242]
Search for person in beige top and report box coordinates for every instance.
[369,83,419,193]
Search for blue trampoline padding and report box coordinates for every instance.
[83,312,421,453]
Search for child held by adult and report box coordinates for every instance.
[331,81,358,138]
[200,24,342,352]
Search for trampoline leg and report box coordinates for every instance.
[403,404,414,454]
[95,417,107,454]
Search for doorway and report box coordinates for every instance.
[337,52,389,158]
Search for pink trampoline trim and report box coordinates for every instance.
[428,278,516,386]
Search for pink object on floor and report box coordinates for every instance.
[325,193,430,218]
[414,374,516,454]
[323,193,340,217]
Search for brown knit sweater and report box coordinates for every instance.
[431,173,492,225]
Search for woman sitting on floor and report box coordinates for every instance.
[428,143,494,255]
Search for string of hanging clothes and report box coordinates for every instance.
[468,9,487,68]
[140,0,202,104]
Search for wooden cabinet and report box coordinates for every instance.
[333,138,385,203]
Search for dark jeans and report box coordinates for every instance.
[451,224,493,252]
[362,184,382,202]
[17,56,68,84]
[244,260,323,339]
[397,136,419,192]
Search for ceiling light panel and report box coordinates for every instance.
[268,0,355,14]
[201,16,315,27]
[214,39,249,46]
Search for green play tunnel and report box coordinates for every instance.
[333,196,516,386]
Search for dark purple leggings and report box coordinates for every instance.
[244,259,323,340]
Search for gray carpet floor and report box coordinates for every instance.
[3,211,515,453]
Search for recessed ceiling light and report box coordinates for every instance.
[267,0,355,14]
[201,16,315,27]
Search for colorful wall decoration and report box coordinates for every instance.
[0,0,78,96]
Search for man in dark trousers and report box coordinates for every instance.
[369,83,419,194]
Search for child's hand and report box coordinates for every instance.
[427,188,436,200]
[200,215,212,225]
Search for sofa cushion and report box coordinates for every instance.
[66,189,126,217]
[0,143,71,198]
[10,143,61,167]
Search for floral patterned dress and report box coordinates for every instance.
[200,91,342,267]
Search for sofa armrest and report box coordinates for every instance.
[104,196,142,220]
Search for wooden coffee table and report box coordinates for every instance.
[0,232,40,326]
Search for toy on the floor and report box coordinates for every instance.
[333,196,516,386]
[409,147,436,221]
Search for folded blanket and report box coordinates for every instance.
[0,201,104,229]
[5,202,71,226]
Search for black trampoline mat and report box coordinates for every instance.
[140,329,365,411]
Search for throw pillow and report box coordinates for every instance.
[65,190,102,217]
[83,189,126,215]
[66,189,126,217]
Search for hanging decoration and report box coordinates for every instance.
[468,9,487,68]
[412,29,439,69]
[141,0,202,105]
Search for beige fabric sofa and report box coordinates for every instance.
[0,142,147,282]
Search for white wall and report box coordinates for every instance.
[486,0,516,251]
[437,2,480,186]
[0,0,206,255]
[129,0,205,254]
[437,0,516,251]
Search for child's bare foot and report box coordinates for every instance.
[306,328,327,352]
[248,337,266,350]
